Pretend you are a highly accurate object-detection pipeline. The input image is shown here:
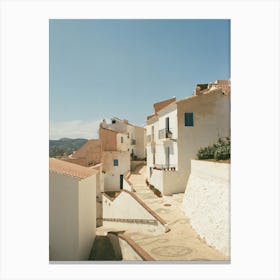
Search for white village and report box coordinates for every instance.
[49,79,230,261]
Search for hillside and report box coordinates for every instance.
[49,138,88,157]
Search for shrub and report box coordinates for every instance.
[197,137,230,161]
[214,145,230,160]
[197,145,215,160]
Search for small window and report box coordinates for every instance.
[112,119,116,124]
[113,159,118,166]
[121,136,123,143]
[184,112,194,126]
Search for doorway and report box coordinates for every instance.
[120,174,124,190]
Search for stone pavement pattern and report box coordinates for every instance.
[98,165,229,261]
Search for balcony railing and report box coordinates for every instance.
[158,128,172,139]
[153,164,176,171]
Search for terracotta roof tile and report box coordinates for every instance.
[49,158,98,179]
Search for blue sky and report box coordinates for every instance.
[49,19,230,139]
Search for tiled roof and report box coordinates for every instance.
[49,158,98,179]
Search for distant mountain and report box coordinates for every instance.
[49,138,88,157]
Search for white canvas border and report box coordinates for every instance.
[0,0,279,279]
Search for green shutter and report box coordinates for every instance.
[185,112,194,126]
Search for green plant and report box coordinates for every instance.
[197,145,215,160]
[214,145,230,160]
[197,137,230,161]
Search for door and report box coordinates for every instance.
[120,174,124,190]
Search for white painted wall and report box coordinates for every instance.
[158,105,178,139]
[102,151,130,191]
[177,91,230,190]
[182,160,230,256]
[149,169,163,193]
[149,169,185,195]
[146,91,230,196]
[102,191,166,235]
[78,176,96,260]
[49,172,79,261]
[49,172,97,260]
[134,126,146,159]
[123,178,133,192]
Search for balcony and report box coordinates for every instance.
[158,128,173,140]
[152,164,176,171]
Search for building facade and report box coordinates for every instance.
[146,80,230,195]
[49,158,97,261]
[99,123,130,192]
[101,117,146,159]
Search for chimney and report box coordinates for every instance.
[195,85,201,96]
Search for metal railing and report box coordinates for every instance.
[153,164,176,171]
[158,128,172,139]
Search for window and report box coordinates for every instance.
[112,119,116,124]
[113,159,118,166]
[121,136,123,143]
[184,112,194,126]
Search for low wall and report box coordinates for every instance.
[123,178,133,192]
[149,169,163,194]
[102,190,167,235]
[118,234,155,261]
[182,160,230,256]
[149,169,186,196]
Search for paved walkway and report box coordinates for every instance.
[122,165,229,261]
[97,165,229,261]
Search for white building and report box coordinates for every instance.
[99,123,130,192]
[49,158,97,261]
[102,117,146,159]
[99,117,146,192]
[146,80,230,195]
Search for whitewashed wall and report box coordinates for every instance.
[78,175,96,260]
[49,172,96,261]
[123,177,133,192]
[149,169,163,193]
[102,191,166,235]
[158,106,178,139]
[134,126,146,159]
[149,169,185,195]
[177,91,230,190]
[49,172,79,261]
[182,160,230,256]
[155,144,165,166]
[103,151,130,191]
